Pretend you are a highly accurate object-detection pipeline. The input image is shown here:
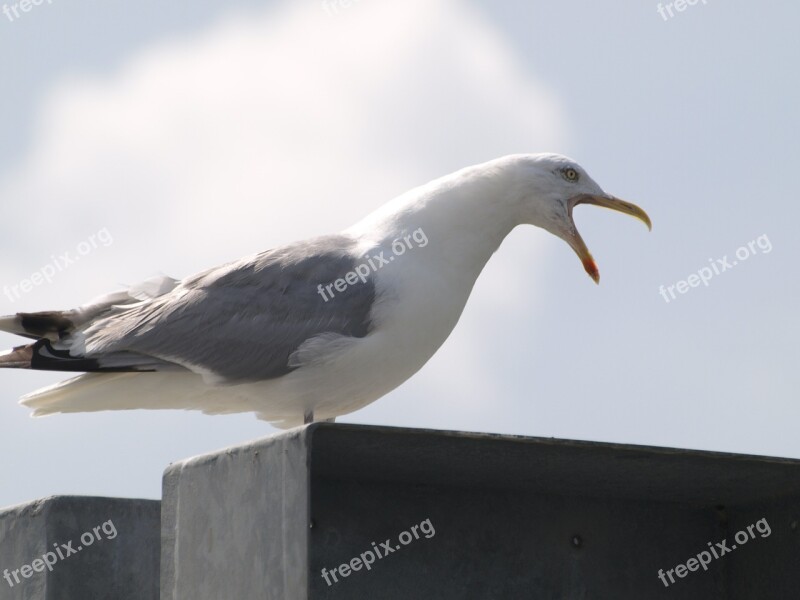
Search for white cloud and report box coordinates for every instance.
[0,0,569,424]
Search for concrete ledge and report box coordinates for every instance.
[161,423,800,599]
[0,495,160,600]
[161,428,310,599]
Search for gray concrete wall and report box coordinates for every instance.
[160,423,800,600]
[4,425,798,598]
[161,428,310,600]
[0,495,160,600]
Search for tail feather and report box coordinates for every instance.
[20,372,202,416]
[20,371,252,417]
[20,370,307,427]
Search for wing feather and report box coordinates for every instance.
[78,234,376,382]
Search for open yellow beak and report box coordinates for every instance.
[564,194,652,284]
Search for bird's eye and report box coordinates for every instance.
[562,167,579,182]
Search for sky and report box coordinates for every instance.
[0,0,798,508]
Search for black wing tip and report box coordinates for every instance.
[20,311,76,340]
[0,339,160,373]
[30,340,161,373]
[0,311,76,341]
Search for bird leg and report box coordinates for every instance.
[303,410,336,425]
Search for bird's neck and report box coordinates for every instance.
[347,164,521,286]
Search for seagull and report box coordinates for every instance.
[0,154,651,428]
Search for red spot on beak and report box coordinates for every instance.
[583,256,600,284]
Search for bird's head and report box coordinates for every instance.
[509,153,651,284]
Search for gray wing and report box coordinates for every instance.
[79,234,376,383]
